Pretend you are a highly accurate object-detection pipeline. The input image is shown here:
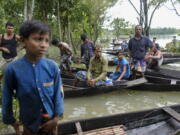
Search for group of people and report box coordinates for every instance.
[1,21,163,135]
[74,25,163,87]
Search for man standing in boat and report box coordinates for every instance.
[80,34,95,69]
[128,25,153,78]
[51,39,72,71]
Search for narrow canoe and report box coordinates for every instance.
[63,78,147,98]
[58,104,180,135]
[108,58,180,66]
[62,75,180,98]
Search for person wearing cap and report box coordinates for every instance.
[51,39,72,71]
[80,34,95,69]
[109,51,130,81]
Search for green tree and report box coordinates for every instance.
[110,18,130,38]
[128,0,168,36]
[170,0,180,16]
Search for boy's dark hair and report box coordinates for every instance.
[51,39,59,45]
[5,22,14,27]
[80,34,87,41]
[19,20,51,39]
[116,51,124,56]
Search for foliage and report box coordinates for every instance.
[165,40,180,52]
[0,0,118,53]
[128,0,168,36]
[150,28,178,35]
[110,18,132,38]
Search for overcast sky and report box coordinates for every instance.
[104,0,180,28]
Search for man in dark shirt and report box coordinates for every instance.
[80,34,95,69]
[128,25,153,78]
[0,22,21,64]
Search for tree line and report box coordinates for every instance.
[0,0,179,53]
[0,0,118,54]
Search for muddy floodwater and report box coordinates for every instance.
[63,63,180,122]
[63,90,180,122]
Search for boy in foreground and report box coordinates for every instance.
[2,20,64,135]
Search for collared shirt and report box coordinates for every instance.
[87,55,108,81]
[128,35,152,59]
[80,41,95,62]
[2,57,64,132]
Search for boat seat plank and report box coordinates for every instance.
[163,107,180,122]
[82,125,127,135]
[75,122,83,135]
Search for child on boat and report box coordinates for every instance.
[109,51,130,81]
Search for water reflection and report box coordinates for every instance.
[63,90,180,122]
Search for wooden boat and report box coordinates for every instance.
[108,57,180,66]
[145,67,180,79]
[63,78,147,98]
[63,66,180,80]
[62,74,180,98]
[58,104,180,135]
[104,50,180,58]
[130,75,180,91]
[162,52,180,58]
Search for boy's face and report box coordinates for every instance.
[24,33,49,58]
[117,53,123,60]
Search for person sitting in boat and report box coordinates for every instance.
[109,52,130,81]
[74,46,108,87]
[147,44,163,70]
[51,39,72,71]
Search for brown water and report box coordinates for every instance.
[63,64,180,122]
[63,90,180,122]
